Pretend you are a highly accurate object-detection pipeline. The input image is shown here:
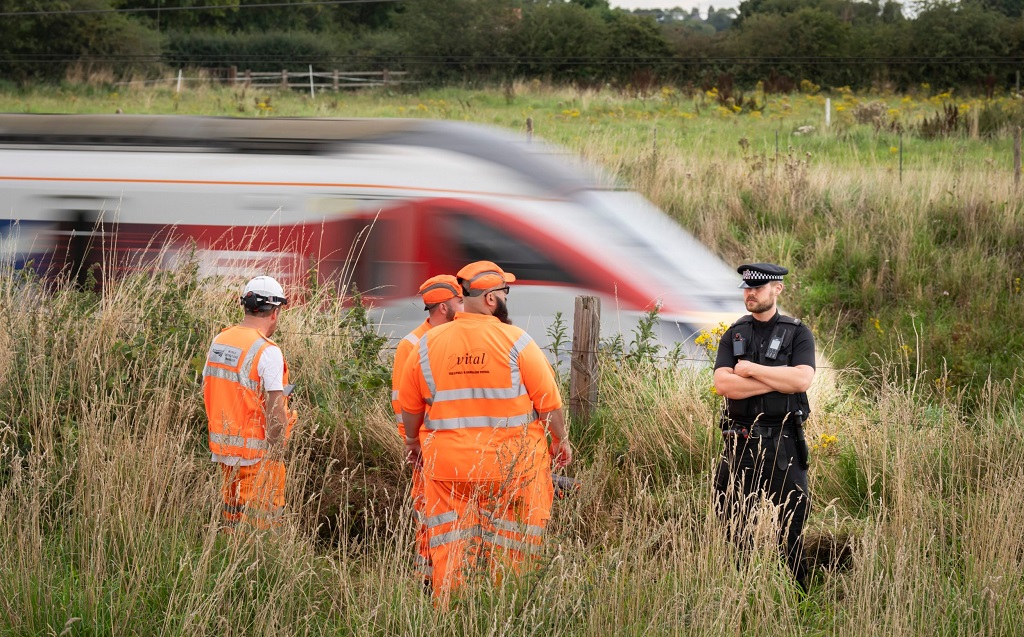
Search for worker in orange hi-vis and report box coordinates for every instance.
[399,260,572,601]
[391,274,464,585]
[204,276,296,532]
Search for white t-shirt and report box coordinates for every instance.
[213,343,285,467]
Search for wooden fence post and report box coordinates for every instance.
[383,68,391,86]
[281,69,289,89]
[570,295,600,427]
[333,69,339,91]
[228,66,237,85]
[526,117,533,143]
[244,69,251,88]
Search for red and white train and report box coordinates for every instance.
[0,114,743,349]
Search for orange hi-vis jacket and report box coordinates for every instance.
[399,312,563,482]
[204,326,290,461]
[391,319,432,439]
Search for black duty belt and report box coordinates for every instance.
[722,423,795,440]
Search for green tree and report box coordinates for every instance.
[892,2,1010,88]
[113,0,241,32]
[512,2,610,79]
[707,6,737,30]
[0,0,159,82]
[602,10,672,78]
[388,0,521,80]
[728,8,852,85]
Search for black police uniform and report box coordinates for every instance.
[713,264,815,588]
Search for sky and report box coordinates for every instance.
[610,0,740,15]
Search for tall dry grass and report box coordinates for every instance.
[0,249,1021,634]
[1,84,1022,633]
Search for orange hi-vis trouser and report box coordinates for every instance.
[422,468,553,599]
[220,459,286,531]
[393,322,432,580]
[410,466,432,581]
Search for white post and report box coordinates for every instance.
[176,68,183,93]
[309,64,315,98]
[825,97,831,127]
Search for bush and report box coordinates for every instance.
[164,30,346,73]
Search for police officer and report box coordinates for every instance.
[713,263,815,589]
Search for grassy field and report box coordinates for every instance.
[1,81,1023,635]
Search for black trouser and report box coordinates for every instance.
[713,424,810,587]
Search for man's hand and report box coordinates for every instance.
[733,359,757,377]
[538,408,571,469]
[550,438,572,470]
[405,436,423,469]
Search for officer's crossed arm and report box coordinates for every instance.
[713,366,775,399]
[715,363,814,398]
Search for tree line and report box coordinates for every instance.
[1,0,1023,91]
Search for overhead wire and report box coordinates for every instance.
[0,0,402,18]
[3,53,1024,67]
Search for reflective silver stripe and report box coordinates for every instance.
[238,336,268,387]
[418,337,436,399]
[466,270,505,288]
[413,555,433,576]
[432,386,527,402]
[490,517,545,537]
[424,510,459,528]
[425,412,537,431]
[209,432,268,451]
[419,331,535,430]
[430,526,481,548]
[403,333,420,347]
[508,332,533,389]
[203,365,259,392]
[483,531,542,554]
[395,414,403,424]
[222,504,245,515]
[420,281,460,298]
[391,390,399,400]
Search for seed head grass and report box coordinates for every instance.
[1,83,1023,633]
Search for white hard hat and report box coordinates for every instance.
[241,275,288,309]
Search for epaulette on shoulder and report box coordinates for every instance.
[731,315,754,327]
[777,315,802,326]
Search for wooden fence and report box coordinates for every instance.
[230,67,406,90]
[117,67,408,92]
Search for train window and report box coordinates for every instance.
[444,213,578,284]
[350,216,421,299]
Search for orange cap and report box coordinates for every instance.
[418,275,462,305]
[456,261,516,296]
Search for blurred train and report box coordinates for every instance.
[0,113,743,350]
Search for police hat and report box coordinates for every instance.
[737,263,788,288]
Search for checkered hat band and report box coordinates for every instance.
[743,270,783,281]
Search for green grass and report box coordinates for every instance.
[1,80,1023,634]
